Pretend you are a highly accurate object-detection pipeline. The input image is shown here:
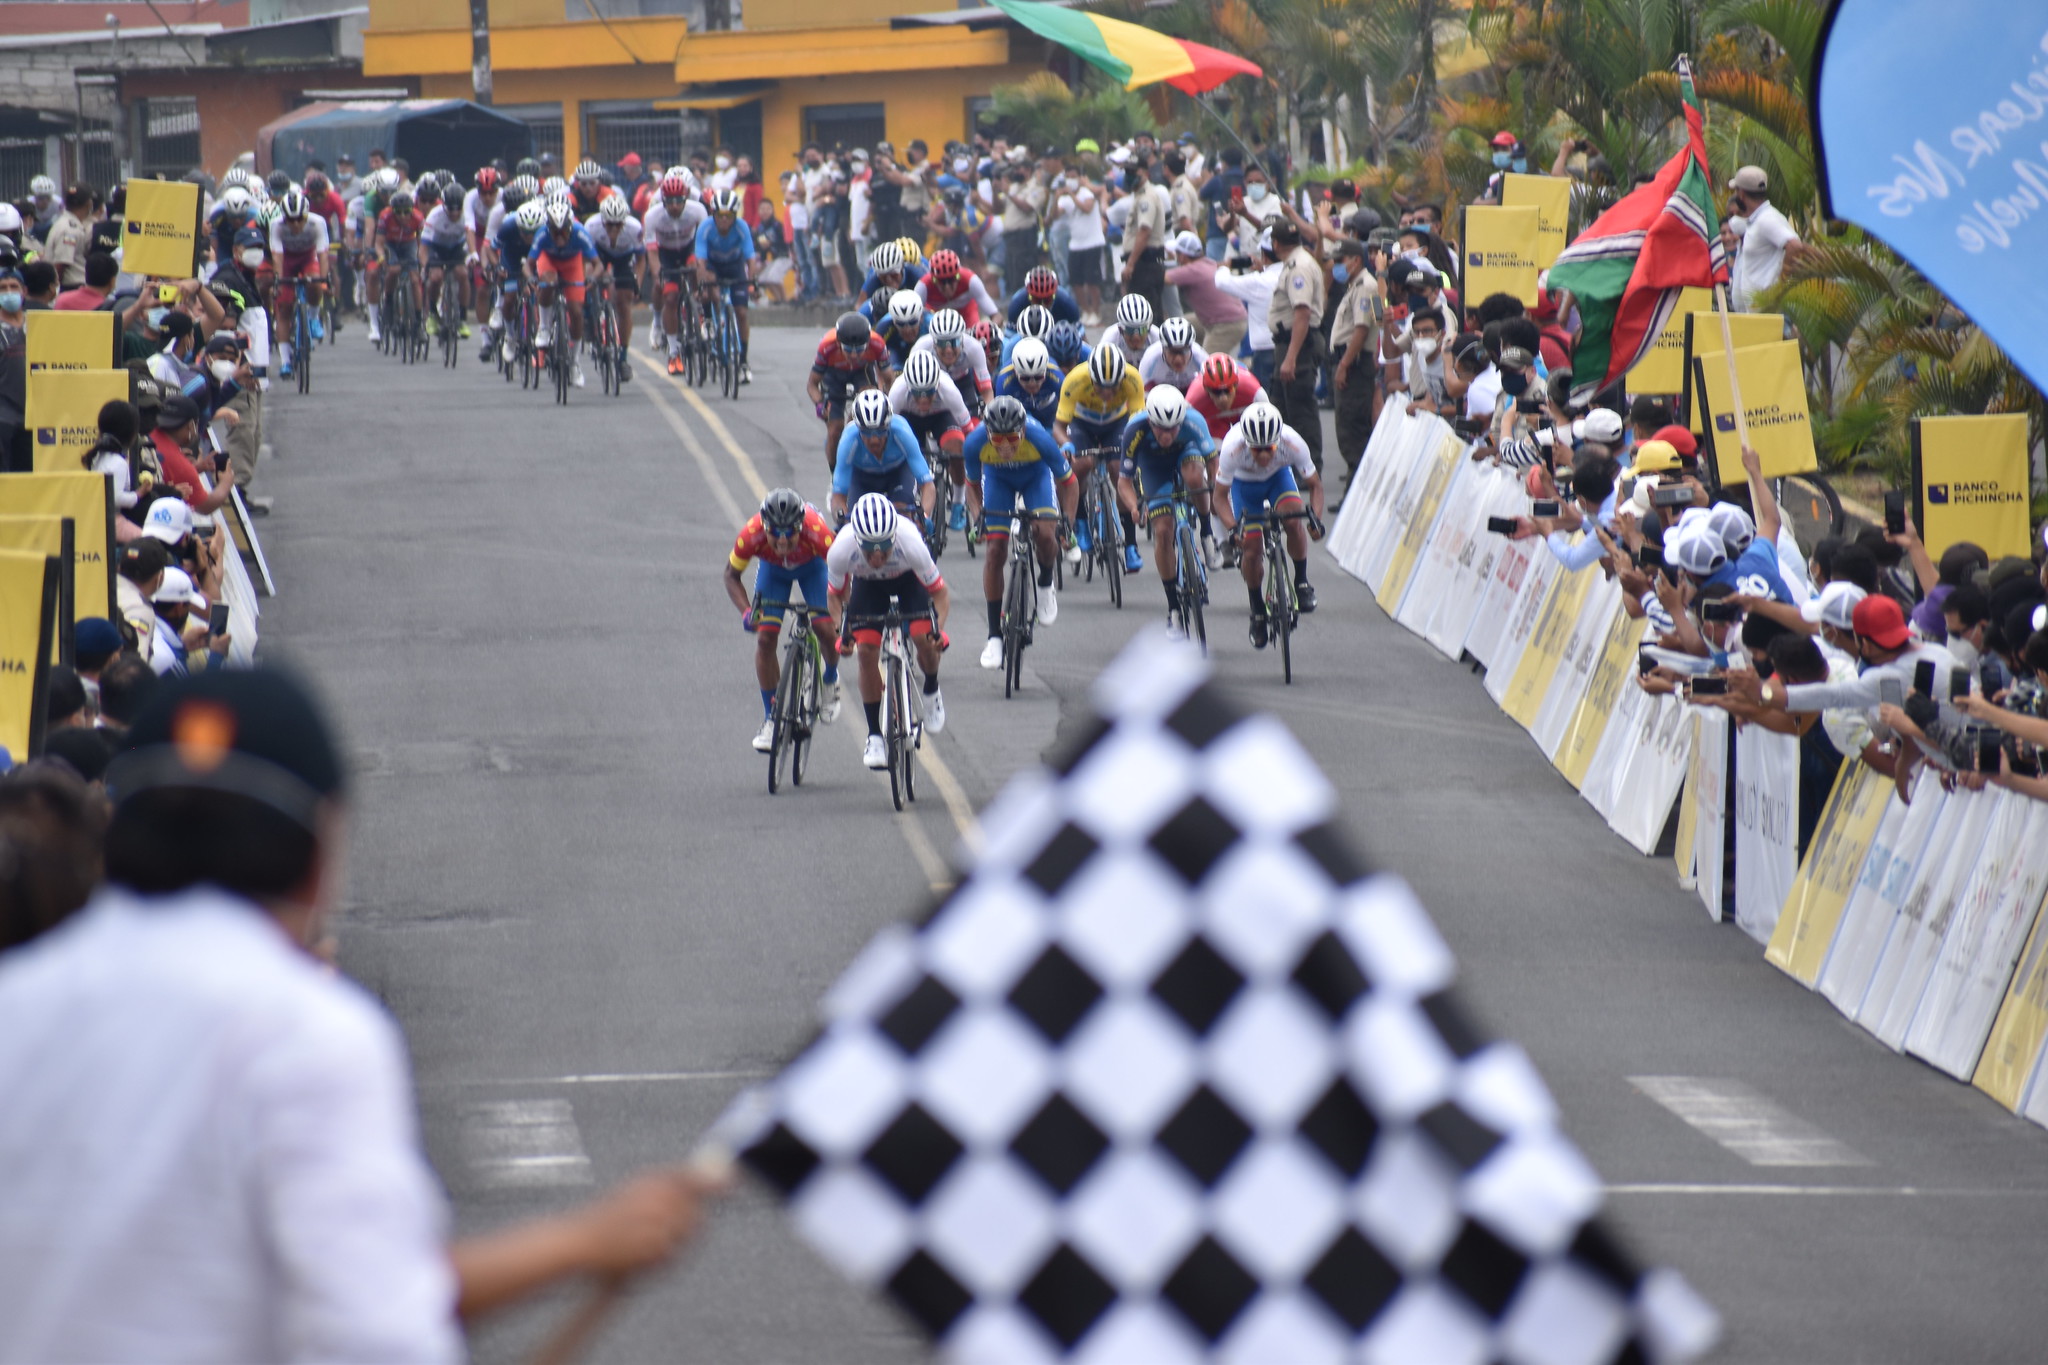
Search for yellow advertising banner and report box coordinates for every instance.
[26,369,131,473]
[1376,431,1462,611]
[1461,206,1542,308]
[0,516,84,629]
[1681,311,1783,431]
[1911,415,2033,560]
[0,472,116,616]
[1974,889,2048,1111]
[1691,339,1818,484]
[1765,762,1893,985]
[121,178,203,279]
[1501,173,1573,269]
[1554,606,1649,789]
[1502,554,1598,729]
[1627,288,1715,395]
[26,311,114,376]
[0,548,58,762]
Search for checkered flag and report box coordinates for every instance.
[711,632,1719,1363]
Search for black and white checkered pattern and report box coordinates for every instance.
[715,632,1718,1363]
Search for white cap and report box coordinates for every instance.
[1800,581,1866,631]
[141,498,195,544]
[0,204,20,234]
[1171,230,1204,257]
[1706,502,1756,556]
[1667,520,1728,578]
[1581,408,1626,445]
[151,565,207,608]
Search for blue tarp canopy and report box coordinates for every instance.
[261,100,533,180]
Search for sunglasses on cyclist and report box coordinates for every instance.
[765,522,803,538]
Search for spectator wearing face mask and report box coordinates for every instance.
[0,268,25,472]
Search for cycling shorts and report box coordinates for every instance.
[980,462,1057,537]
[427,238,466,268]
[753,559,830,630]
[847,462,920,513]
[602,256,639,292]
[902,409,965,457]
[278,249,320,280]
[707,265,749,309]
[1131,446,1205,518]
[537,252,587,304]
[845,571,935,647]
[1065,418,1125,459]
[657,246,693,278]
[1227,468,1302,524]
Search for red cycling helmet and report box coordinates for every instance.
[660,172,691,199]
[1026,265,1058,300]
[475,166,500,191]
[1201,352,1239,392]
[929,249,960,282]
[970,319,999,350]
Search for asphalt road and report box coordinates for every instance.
[256,323,2048,1363]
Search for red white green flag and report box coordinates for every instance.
[1548,56,1729,402]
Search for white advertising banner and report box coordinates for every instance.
[1481,550,1562,707]
[1690,711,1730,922]
[1395,457,1489,644]
[1424,470,1527,660]
[1860,787,1999,1051]
[1589,689,1692,856]
[1531,579,1624,761]
[1818,772,1948,1019]
[1732,725,1800,946]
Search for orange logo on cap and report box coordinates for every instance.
[172,700,237,773]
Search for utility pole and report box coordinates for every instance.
[469,0,493,104]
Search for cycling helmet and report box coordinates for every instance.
[761,488,806,535]
[1160,316,1195,351]
[850,492,899,545]
[220,186,253,213]
[475,166,500,192]
[542,175,569,198]
[1115,293,1154,332]
[574,159,603,183]
[377,167,402,194]
[1049,320,1084,357]
[869,241,903,275]
[851,388,893,433]
[434,170,457,192]
[221,167,251,190]
[1026,265,1058,300]
[512,173,538,197]
[514,200,546,233]
[599,194,631,223]
[903,350,943,392]
[984,395,1027,434]
[266,170,291,196]
[545,199,573,231]
[893,236,924,267]
[280,189,307,219]
[835,312,871,350]
[415,181,442,207]
[929,249,960,281]
[1201,352,1239,391]
[1017,304,1054,340]
[1144,385,1188,430]
[1010,338,1052,383]
[387,193,410,214]
[304,173,329,197]
[928,308,965,343]
[970,319,999,350]
[1088,345,1127,390]
[516,157,542,178]
[660,172,691,200]
[711,188,742,216]
[887,290,923,330]
[1239,401,1284,448]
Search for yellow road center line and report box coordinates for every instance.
[642,381,742,525]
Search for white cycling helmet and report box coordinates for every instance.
[1144,385,1188,430]
[851,388,893,433]
[514,199,546,233]
[712,188,743,216]
[220,186,253,213]
[1010,338,1052,383]
[545,199,573,231]
[28,175,56,198]
[928,308,965,343]
[850,492,899,544]
[221,166,251,190]
[869,241,903,275]
[1159,316,1195,350]
[378,167,403,193]
[1116,294,1154,332]
[280,188,308,220]
[1088,345,1126,390]
[887,289,923,330]
[599,194,630,223]
[1017,304,1054,340]
[1239,401,1284,448]
[542,175,569,198]
[903,350,943,392]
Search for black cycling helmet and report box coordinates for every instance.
[761,487,806,534]
[835,313,871,350]
[266,169,291,196]
[515,157,541,178]
[984,395,1027,434]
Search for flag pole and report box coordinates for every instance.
[1711,283,1751,451]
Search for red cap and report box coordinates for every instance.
[619,152,642,167]
[1851,595,1911,650]
[1651,424,1698,458]
[1531,285,1558,321]
[1491,131,1518,149]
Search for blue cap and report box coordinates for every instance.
[75,617,122,656]
[233,227,266,250]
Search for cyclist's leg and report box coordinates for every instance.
[1233,478,1268,600]
[1024,465,1060,581]
[730,278,750,364]
[753,562,798,716]
[1140,454,1179,585]
[845,577,893,730]
[563,258,587,342]
[793,560,839,683]
[980,467,1016,636]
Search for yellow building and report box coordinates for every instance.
[362,0,1048,178]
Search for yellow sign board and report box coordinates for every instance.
[0,548,58,762]
[1501,554,1598,729]
[1502,173,1573,269]
[121,178,203,279]
[1765,762,1893,985]
[1376,432,1462,611]
[1627,288,1716,395]
[26,311,114,376]
[1555,606,1649,789]
[26,369,131,473]
[1974,888,2048,1111]
[1691,339,1818,484]
[1461,206,1542,308]
[1681,310,1783,431]
[0,472,116,616]
[1911,415,2033,560]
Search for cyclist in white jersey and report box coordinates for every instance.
[1138,318,1209,392]
[907,308,993,413]
[826,494,951,770]
[642,173,708,372]
[587,199,645,381]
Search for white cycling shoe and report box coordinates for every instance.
[751,719,775,752]
[980,638,1004,670]
[924,688,946,735]
[862,734,888,769]
[1039,584,1058,625]
[820,681,842,723]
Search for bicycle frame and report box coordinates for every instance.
[841,598,927,810]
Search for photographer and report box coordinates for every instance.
[1516,448,1621,571]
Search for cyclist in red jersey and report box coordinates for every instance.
[807,312,891,472]
[723,488,843,751]
[375,191,425,326]
[913,249,999,328]
[1189,352,1269,440]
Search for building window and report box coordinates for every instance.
[137,97,201,179]
[587,113,692,172]
[803,102,884,157]
[0,141,45,203]
[966,96,994,140]
[526,120,564,166]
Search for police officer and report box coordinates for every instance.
[1268,218,1326,470]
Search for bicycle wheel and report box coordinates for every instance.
[1780,472,1847,539]
[1180,522,1207,653]
[768,637,802,795]
[295,301,311,395]
[886,648,906,811]
[791,639,818,787]
[1003,540,1032,700]
[1267,535,1293,685]
[553,299,571,406]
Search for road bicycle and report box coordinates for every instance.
[383,260,427,364]
[757,599,826,794]
[922,435,952,559]
[1075,445,1124,609]
[693,279,745,401]
[588,275,626,398]
[433,262,464,369]
[842,596,928,811]
[543,286,572,405]
[1238,500,1322,685]
[276,276,324,395]
[996,507,1054,700]
[1166,474,1209,652]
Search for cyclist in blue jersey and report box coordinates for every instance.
[1005,265,1081,328]
[831,389,937,527]
[997,303,1056,372]
[993,338,1061,429]
[1122,384,1216,634]
[1045,319,1092,375]
[693,188,761,382]
[484,199,542,364]
[526,198,600,389]
[857,239,926,300]
[963,395,1077,671]
[872,289,929,371]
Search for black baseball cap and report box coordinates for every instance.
[155,393,200,429]
[108,669,346,831]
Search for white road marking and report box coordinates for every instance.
[1609,1184,2048,1197]
[448,1069,777,1088]
[459,1098,594,1188]
[1629,1076,1871,1167]
[643,379,743,525]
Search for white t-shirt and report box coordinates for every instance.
[1216,423,1315,487]
[826,517,943,591]
[1464,364,1502,421]
[1067,187,1107,251]
[1213,264,1281,350]
[781,174,809,232]
[1733,200,1798,309]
